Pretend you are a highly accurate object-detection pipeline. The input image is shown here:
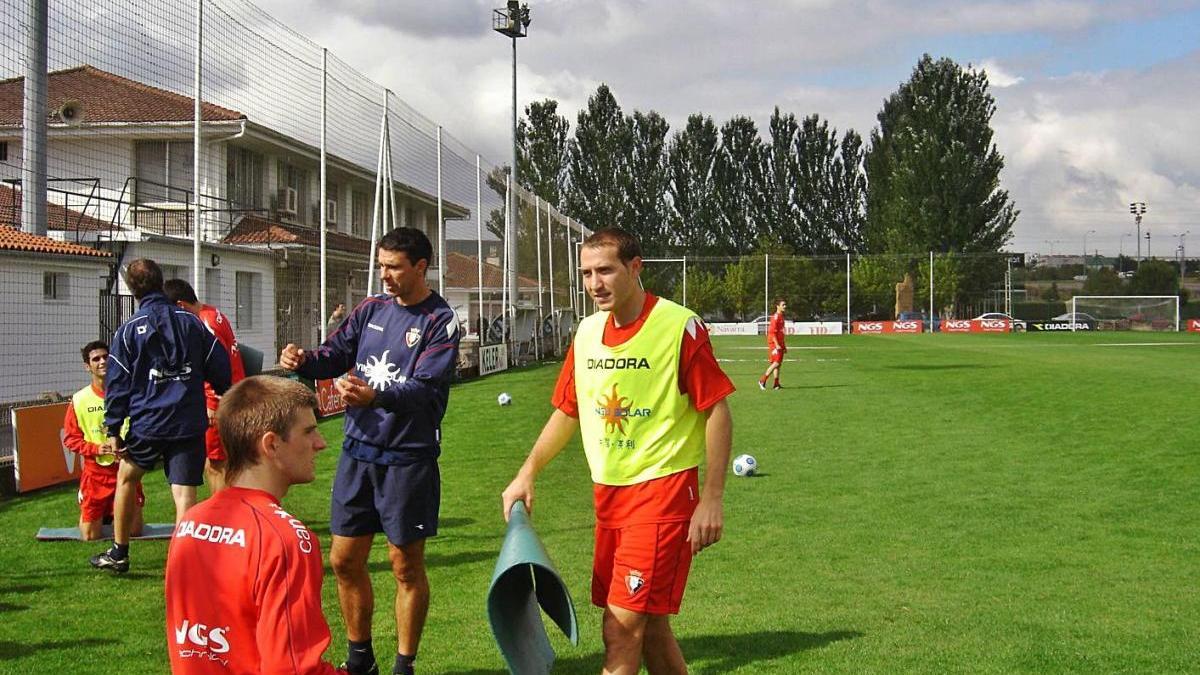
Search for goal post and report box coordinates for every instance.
[1070,295,1180,332]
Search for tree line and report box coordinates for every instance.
[501,54,1020,318]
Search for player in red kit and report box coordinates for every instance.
[62,340,144,540]
[758,298,787,390]
[164,376,345,675]
[165,279,247,491]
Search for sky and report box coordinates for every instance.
[176,1,1200,256]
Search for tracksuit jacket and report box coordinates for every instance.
[104,291,231,440]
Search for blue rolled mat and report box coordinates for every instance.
[487,502,578,675]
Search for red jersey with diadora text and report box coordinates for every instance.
[551,294,734,417]
[552,294,734,525]
[164,487,345,675]
[197,305,246,410]
[767,311,786,351]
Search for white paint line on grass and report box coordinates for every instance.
[717,358,850,363]
[721,346,841,350]
[1093,342,1195,347]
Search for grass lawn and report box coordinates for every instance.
[1,331,1197,673]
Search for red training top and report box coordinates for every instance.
[767,311,786,351]
[198,304,246,410]
[552,293,735,524]
[164,487,345,675]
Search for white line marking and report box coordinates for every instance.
[721,346,841,350]
[1093,342,1194,347]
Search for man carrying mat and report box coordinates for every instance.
[502,226,735,674]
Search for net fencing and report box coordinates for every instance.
[0,0,586,423]
[1071,296,1180,331]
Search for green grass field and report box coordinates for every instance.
[2,332,1198,673]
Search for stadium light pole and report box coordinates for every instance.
[493,1,530,320]
[1044,239,1057,256]
[1083,229,1095,269]
[1130,201,1146,264]
[1175,231,1189,277]
[1120,233,1132,260]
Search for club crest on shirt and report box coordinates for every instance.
[405,327,421,348]
[626,570,645,596]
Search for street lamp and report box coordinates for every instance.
[493,1,530,321]
[1129,201,1146,263]
[1175,231,1189,277]
[1120,232,1132,260]
[1083,229,1095,269]
[1145,230,1151,259]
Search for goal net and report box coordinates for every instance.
[1071,295,1180,331]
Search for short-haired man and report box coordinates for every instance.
[90,259,232,574]
[280,227,461,675]
[164,376,347,674]
[502,226,735,674]
[164,278,247,491]
[758,298,787,390]
[62,340,144,540]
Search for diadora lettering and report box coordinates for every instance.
[175,520,247,548]
[586,357,650,370]
[368,322,385,332]
[174,620,230,665]
[86,405,105,413]
[272,507,314,554]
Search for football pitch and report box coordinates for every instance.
[1,332,1197,673]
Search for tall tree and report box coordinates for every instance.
[625,110,671,251]
[565,84,632,233]
[865,54,1017,254]
[666,114,720,252]
[763,108,801,248]
[516,99,570,207]
[712,116,767,253]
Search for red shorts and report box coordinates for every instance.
[768,347,785,364]
[593,520,693,615]
[205,423,226,462]
[78,467,145,523]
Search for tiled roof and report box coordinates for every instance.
[0,225,110,258]
[0,184,118,232]
[0,65,244,126]
[222,215,372,256]
[444,251,539,290]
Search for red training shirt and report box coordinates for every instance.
[767,311,786,351]
[198,305,246,410]
[164,487,344,675]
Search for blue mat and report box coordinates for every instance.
[36,523,175,541]
[487,502,578,675]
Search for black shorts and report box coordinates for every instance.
[330,452,440,547]
[123,435,206,486]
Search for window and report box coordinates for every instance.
[205,268,221,306]
[0,141,7,162]
[351,191,371,238]
[324,182,340,230]
[235,271,258,330]
[227,146,264,209]
[44,271,68,300]
[278,161,309,224]
[135,141,194,203]
[160,264,187,283]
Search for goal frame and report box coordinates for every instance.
[1070,295,1180,332]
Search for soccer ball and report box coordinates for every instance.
[497,392,513,406]
[731,454,758,477]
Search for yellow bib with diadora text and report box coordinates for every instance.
[574,298,706,486]
[71,386,127,445]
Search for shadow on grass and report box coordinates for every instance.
[0,637,109,660]
[0,584,45,595]
[440,629,863,674]
[0,602,27,613]
[777,384,850,390]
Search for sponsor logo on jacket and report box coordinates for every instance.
[175,520,247,548]
[272,506,315,554]
[174,619,231,666]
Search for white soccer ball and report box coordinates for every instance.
[732,454,758,477]
[497,392,513,406]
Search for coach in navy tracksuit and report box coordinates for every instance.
[90,258,231,574]
[280,227,460,675]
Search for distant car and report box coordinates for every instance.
[973,312,1026,332]
[1052,312,1098,323]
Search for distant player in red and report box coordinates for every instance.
[759,298,787,390]
[165,279,246,491]
[63,340,144,540]
[164,375,346,675]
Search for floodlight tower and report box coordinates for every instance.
[493,0,530,316]
[1129,202,1146,264]
[1083,229,1095,269]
